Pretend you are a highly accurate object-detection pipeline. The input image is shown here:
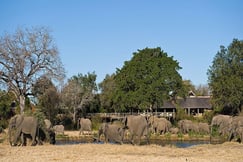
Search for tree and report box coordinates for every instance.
[208,39,243,115]
[194,84,210,96]
[183,80,210,96]
[99,74,116,112]
[113,47,185,112]
[0,90,16,129]
[0,27,65,114]
[61,72,98,122]
[32,76,60,122]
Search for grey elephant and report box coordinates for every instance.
[79,118,92,135]
[198,122,210,134]
[149,116,171,135]
[178,119,199,134]
[9,115,39,146]
[178,119,192,134]
[53,124,64,135]
[228,116,243,142]
[98,123,106,141]
[98,123,125,144]
[211,114,232,136]
[44,119,52,130]
[43,119,56,144]
[235,126,243,143]
[169,127,179,134]
[123,115,149,145]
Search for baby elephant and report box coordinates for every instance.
[99,123,125,144]
[53,125,64,135]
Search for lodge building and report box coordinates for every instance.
[158,95,212,118]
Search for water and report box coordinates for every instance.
[149,139,210,148]
[55,138,213,148]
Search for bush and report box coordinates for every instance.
[91,115,102,131]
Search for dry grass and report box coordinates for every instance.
[1,131,243,162]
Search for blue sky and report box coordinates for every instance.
[1,0,243,86]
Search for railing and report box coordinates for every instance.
[87,112,176,119]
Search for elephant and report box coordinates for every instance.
[235,126,243,143]
[198,122,210,134]
[98,123,125,144]
[98,123,106,141]
[44,119,52,130]
[123,115,149,145]
[43,119,56,144]
[178,119,199,134]
[79,118,92,135]
[211,114,232,137]
[148,116,171,135]
[169,127,179,134]
[228,116,243,142]
[53,125,64,135]
[8,115,39,146]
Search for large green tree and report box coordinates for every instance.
[113,47,185,112]
[208,39,243,115]
[0,27,65,114]
[99,74,116,112]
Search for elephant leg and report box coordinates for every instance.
[137,136,141,145]
[21,133,27,146]
[129,133,135,145]
[104,135,108,143]
[13,129,22,146]
[30,130,37,146]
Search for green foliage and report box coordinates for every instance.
[0,91,16,129]
[175,106,191,121]
[32,76,60,122]
[211,125,220,137]
[177,132,184,139]
[91,115,102,131]
[164,132,171,140]
[113,47,184,112]
[208,39,243,115]
[99,74,116,112]
[202,110,214,124]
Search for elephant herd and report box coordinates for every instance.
[211,115,243,143]
[8,115,56,146]
[8,114,243,146]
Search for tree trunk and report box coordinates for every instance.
[19,95,25,114]
[73,107,76,123]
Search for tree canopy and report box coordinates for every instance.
[32,76,60,122]
[0,27,65,114]
[208,39,243,115]
[112,47,185,112]
[99,74,116,112]
[61,72,98,121]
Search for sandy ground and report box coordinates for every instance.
[1,131,243,162]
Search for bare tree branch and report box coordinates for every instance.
[0,26,65,114]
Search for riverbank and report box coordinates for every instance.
[1,141,243,162]
[58,131,221,143]
[1,131,243,161]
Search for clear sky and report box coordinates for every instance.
[1,0,243,86]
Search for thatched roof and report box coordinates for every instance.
[161,96,212,109]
